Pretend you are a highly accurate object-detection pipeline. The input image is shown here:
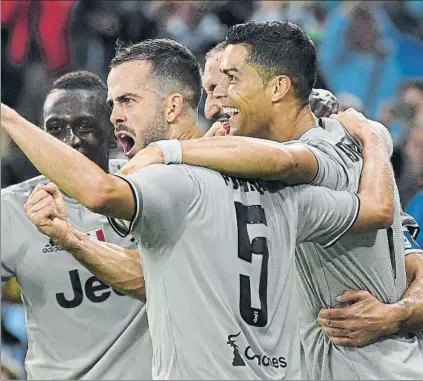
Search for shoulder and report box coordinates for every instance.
[109,158,128,174]
[2,175,49,202]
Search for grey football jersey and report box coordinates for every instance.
[1,160,152,380]
[113,164,359,380]
[295,119,423,380]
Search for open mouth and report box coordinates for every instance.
[115,131,136,158]
[222,107,239,134]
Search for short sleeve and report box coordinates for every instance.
[304,140,357,191]
[296,185,360,248]
[1,192,18,289]
[109,164,197,246]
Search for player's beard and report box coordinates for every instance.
[137,105,169,150]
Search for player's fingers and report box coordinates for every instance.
[24,189,51,211]
[336,290,371,303]
[317,317,349,329]
[27,206,56,226]
[318,307,350,320]
[329,336,355,347]
[26,184,47,202]
[26,195,57,216]
[321,326,351,338]
[205,122,225,137]
[44,182,60,198]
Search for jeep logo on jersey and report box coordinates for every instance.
[56,269,125,308]
[226,332,287,369]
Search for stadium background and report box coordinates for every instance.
[1,1,423,378]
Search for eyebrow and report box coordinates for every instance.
[203,83,217,92]
[107,92,140,106]
[45,115,95,125]
[220,67,239,75]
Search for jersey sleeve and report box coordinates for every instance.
[303,139,357,191]
[1,192,18,290]
[296,185,360,248]
[109,164,197,246]
[401,211,422,255]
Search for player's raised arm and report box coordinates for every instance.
[119,89,339,181]
[122,135,321,183]
[24,183,145,300]
[1,104,134,221]
[338,110,395,231]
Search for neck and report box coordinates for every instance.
[267,103,318,142]
[168,118,204,141]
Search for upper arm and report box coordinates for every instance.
[296,185,360,247]
[276,142,320,185]
[92,174,136,221]
[110,165,197,246]
[304,139,357,191]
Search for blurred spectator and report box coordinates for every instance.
[319,1,423,119]
[161,1,227,54]
[397,112,423,205]
[337,92,364,112]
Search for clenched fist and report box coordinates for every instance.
[24,182,77,249]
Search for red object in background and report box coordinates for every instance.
[1,0,77,71]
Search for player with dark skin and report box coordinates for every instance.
[43,75,115,171]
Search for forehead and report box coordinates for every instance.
[107,60,153,97]
[220,44,250,72]
[44,89,104,118]
[203,51,224,87]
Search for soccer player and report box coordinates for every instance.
[199,36,423,352]
[2,38,396,379]
[1,71,152,380]
[122,23,423,379]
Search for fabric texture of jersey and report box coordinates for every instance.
[295,118,423,380]
[1,159,152,380]
[112,163,359,380]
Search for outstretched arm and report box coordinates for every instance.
[24,183,145,300]
[121,135,321,184]
[120,89,341,181]
[1,104,134,220]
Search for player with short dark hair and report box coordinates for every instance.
[128,22,423,379]
[1,71,152,380]
[2,38,397,379]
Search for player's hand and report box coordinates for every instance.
[120,144,164,175]
[24,183,75,248]
[330,108,376,145]
[317,290,397,347]
[310,89,339,118]
[205,121,228,137]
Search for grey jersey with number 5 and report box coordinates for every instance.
[1,160,152,380]
[295,119,423,380]
[114,164,359,380]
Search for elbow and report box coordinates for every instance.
[82,178,115,215]
[376,205,395,229]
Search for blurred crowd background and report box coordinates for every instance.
[1,0,423,378]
